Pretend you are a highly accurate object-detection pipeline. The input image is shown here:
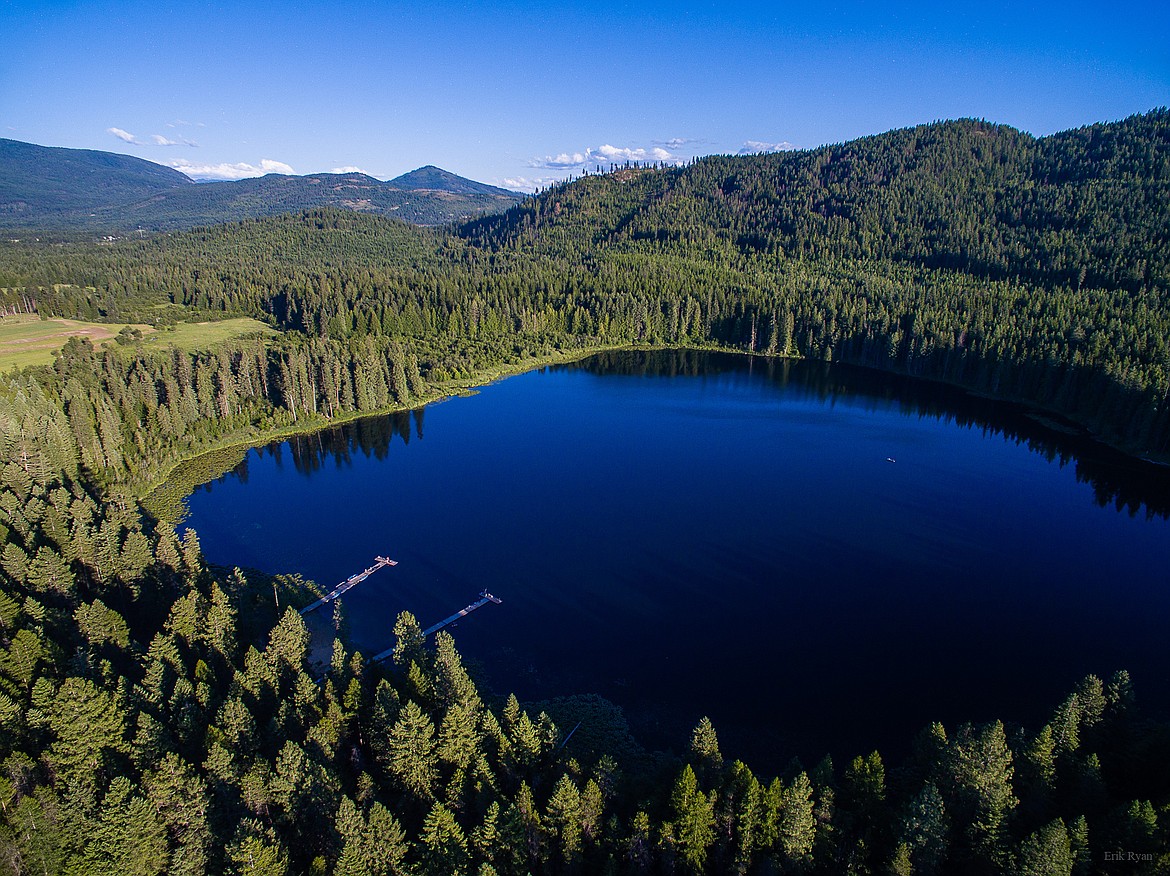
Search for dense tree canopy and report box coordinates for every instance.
[1,109,1169,873]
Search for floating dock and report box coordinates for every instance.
[299,555,397,615]
[422,590,503,636]
[372,590,503,663]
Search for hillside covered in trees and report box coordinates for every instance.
[0,139,523,232]
[1,110,1169,873]
[3,110,1169,458]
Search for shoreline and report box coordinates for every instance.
[143,341,1170,523]
[140,341,644,521]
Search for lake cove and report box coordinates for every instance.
[181,350,1170,774]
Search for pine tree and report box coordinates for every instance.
[25,545,74,595]
[1016,818,1073,876]
[390,611,425,670]
[434,631,480,713]
[506,709,544,775]
[73,776,170,876]
[471,800,502,865]
[843,750,886,819]
[627,810,654,873]
[544,773,584,866]
[266,608,310,675]
[420,801,469,873]
[227,819,289,876]
[667,764,715,874]
[500,781,544,869]
[383,700,438,803]
[689,715,724,780]
[142,753,213,876]
[334,796,408,876]
[438,703,480,772]
[778,771,817,866]
[119,529,152,581]
[580,778,604,844]
[206,580,240,663]
[899,782,949,876]
[881,838,910,876]
[31,676,130,798]
[75,599,131,648]
[1068,815,1090,876]
[948,721,1017,865]
[722,760,762,873]
[366,803,410,875]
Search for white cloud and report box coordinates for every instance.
[596,144,673,162]
[109,126,196,147]
[331,166,368,174]
[738,140,797,155]
[150,134,197,147]
[108,127,141,144]
[530,142,683,171]
[538,152,589,169]
[500,175,561,193]
[165,158,295,181]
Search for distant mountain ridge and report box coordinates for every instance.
[388,165,518,198]
[0,139,523,231]
[0,139,193,218]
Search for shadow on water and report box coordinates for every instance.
[569,350,1170,519]
[200,350,1170,520]
[199,408,425,490]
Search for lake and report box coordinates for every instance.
[181,350,1170,774]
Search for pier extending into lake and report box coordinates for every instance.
[300,555,397,615]
[372,590,503,662]
[423,590,503,635]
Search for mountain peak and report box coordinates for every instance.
[0,139,524,231]
[389,165,519,197]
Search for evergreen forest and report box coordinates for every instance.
[0,110,1168,874]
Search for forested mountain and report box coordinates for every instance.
[66,171,521,231]
[468,111,1170,294]
[389,165,520,198]
[1,110,1169,873]
[0,140,523,232]
[0,138,192,222]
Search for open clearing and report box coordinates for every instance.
[0,314,276,371]
[158,318,277,351]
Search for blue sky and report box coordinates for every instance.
[2,1,1167,190]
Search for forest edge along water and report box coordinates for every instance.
[141,340,633,524]
[144,337,1170,529]
[175,349,1170,775]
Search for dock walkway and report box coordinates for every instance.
[299,555,397,615]
[372,590,502,663]
[422,591,502,635]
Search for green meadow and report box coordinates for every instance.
[0,313,276,370]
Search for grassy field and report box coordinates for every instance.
[154,318,277,351]
[0,314,275,371]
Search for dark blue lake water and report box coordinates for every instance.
[182,351,1170,774]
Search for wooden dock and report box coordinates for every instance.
[299,555,397,615]
[422,590,503,636]
[372,590,502,663]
